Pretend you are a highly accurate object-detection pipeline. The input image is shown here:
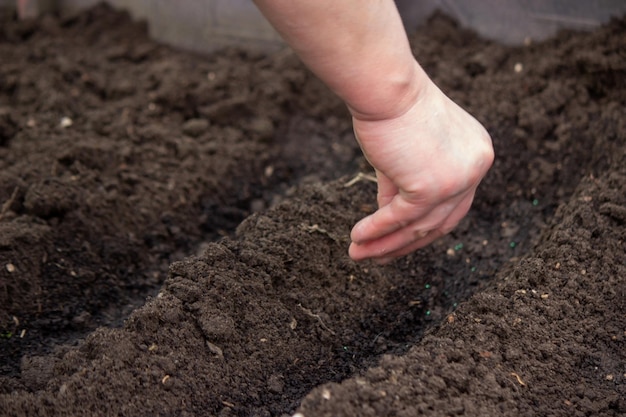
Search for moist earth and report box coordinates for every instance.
[0,4,624,417]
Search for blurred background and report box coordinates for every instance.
[2,0,626,52]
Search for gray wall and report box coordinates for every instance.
[3,0,626,52]
[397,0,626,44]
[60,0,283,51]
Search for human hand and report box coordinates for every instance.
[348,78,494,262]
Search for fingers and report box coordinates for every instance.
[372,228,446,264]
[349,191,475,262]
[350,193,431,244]
[349,225,436,261]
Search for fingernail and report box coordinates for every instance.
[414,230,428,239]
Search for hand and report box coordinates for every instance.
[348,78,494,262]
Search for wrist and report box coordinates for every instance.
[347,60,431,122]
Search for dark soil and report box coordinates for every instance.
[0,4,624,417]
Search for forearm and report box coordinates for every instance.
[253,0,429,120]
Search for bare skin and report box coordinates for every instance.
[253,0,494,262]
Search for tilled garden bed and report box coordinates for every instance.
[0,5,624,416]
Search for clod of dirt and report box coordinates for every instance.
[181,118,210,137]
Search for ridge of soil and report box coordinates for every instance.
[1,4,625,417]
[0,4,360,377]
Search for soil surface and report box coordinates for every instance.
[0,4,625,417]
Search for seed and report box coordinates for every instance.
[60,116,73,128]
[321,389,331,400]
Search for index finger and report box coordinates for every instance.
[350,194,431,244]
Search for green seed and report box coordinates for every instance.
[454,243,464,251]
[425,284,431,289]
[532,199,539,206]
[510,241,517,248]
[425,310,431,316]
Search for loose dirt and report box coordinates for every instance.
[0,5,624,417]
